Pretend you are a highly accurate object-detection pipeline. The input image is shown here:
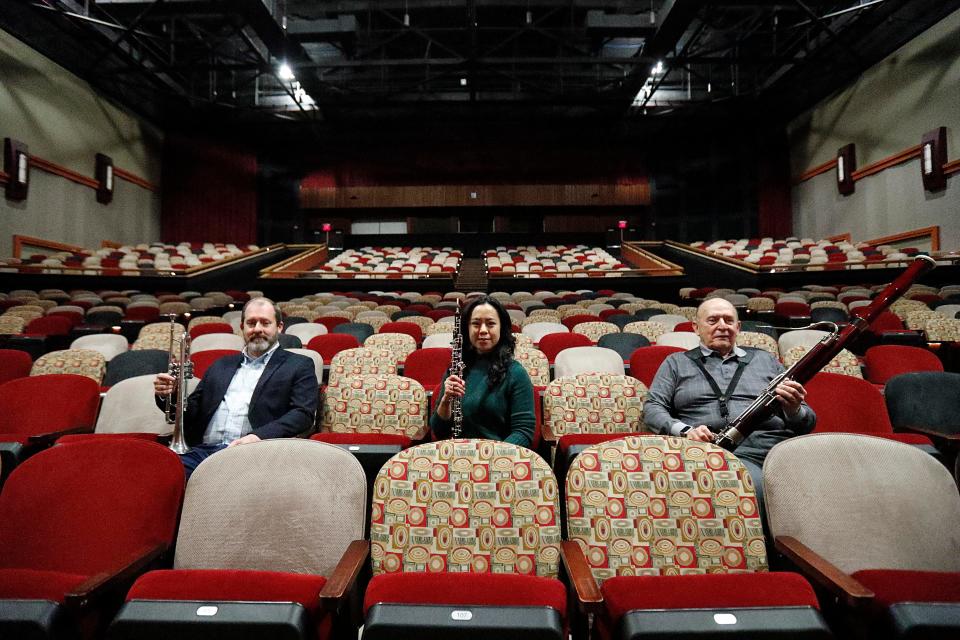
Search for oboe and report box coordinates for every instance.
[450,299,465,437]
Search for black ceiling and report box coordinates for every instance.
[5,1,957,140]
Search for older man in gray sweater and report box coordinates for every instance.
[644,298,816,510]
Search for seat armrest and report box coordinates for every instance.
[64,542,168,611]
[560,541,603,616]
[320,539,369,611]
[774,535,874,609]
[29,426,95,447]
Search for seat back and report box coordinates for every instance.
[596,333,650,362]
[655,331,701,350]
[777,329,830,355]
[537,332,593,363]
[863,345,943,385]
[365,333,417,364]
[70,333,129,362]
[0,439,184,575]
[284,348,324,382]
[190,333,245,353]
[322,374,428,439]
[175,439,365,575]
[190,349,240,379]
[328,347,399,386]
[571,321,619,343]
[96,373,199,434]
[782,345,862,378]
[0,348,33,385]
[885,371,960,435]
[103,349,170,387]
[805,372,893,434]
[520,322,568,344]
[736,331,780,358]
[566,436,767,586]
[333,321,376,345]
[285,322,328,344]
[402,347,452,387]
[370,440,560,577]
[623,321,668,344]
[0,373,100,435]
[764,433,960,574]
[514,347,551,386]
[628,346,686,388]
[554,346,625,378]
[542,374,647,441]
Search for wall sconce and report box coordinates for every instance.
[322,222,332,246]
[95,153,114,204]
[836,143,856,196]
[4,138,29,201]
[920,127,947,192]
[618,220,627,246]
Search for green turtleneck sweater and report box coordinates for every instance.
[430,357,535,448]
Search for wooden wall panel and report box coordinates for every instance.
[301,182,650,209]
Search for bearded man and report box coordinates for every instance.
[154,297,317,477]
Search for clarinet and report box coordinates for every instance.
[714,255,936,450]
[450,299,465,438]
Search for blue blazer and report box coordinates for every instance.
[179,347,318,445]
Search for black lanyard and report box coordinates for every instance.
[685,349,748,420]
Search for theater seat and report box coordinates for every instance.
[362,440,567,640]
[0,439,184,639]
[111,439,367,640]
[765,433,960,639]
[564,436,830,640]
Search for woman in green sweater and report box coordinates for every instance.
[430,295,536,448]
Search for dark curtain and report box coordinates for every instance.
[161,134,258,244]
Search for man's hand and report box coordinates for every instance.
[153,372,176,396]
[228,434,262,447]
[773,379,806,417]
[685,425,715,442]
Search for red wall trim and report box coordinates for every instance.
[27,156,157,192]
[796,143,956,185]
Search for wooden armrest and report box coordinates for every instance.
[28,426,95,447]
[896,425,960,442]
[319,540,369,611]
[64,543,167,611]
[560,541,603,615]
[774,536,874,609]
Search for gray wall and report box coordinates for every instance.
[788,8,960,248]
[0,28,163,257]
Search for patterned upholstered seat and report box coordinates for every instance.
[904,309,938,330]
[565,436,825,640]
[783,345,862,378]
[512,332,534,349]
[30,348,107,384]
[542,373,647,443]
[622,321,668,344]
[320,373,428,440]
[513,346,551,386]
[572,321,619,342]
[362,440,567,635]
[736,330,781,359]
[327,347,400,386]
[364,333,417,364]
[924,316,960,341]
[746,297,775,314]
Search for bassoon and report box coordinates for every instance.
[714,255,936,450]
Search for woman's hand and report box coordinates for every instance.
[441,375,465,404]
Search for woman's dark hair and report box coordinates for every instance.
[461,295,516,389]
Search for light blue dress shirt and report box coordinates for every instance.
[202,342,279,445]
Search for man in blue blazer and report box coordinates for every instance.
[154,297,318,477]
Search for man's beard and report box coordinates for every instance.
[247,334,276,355]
